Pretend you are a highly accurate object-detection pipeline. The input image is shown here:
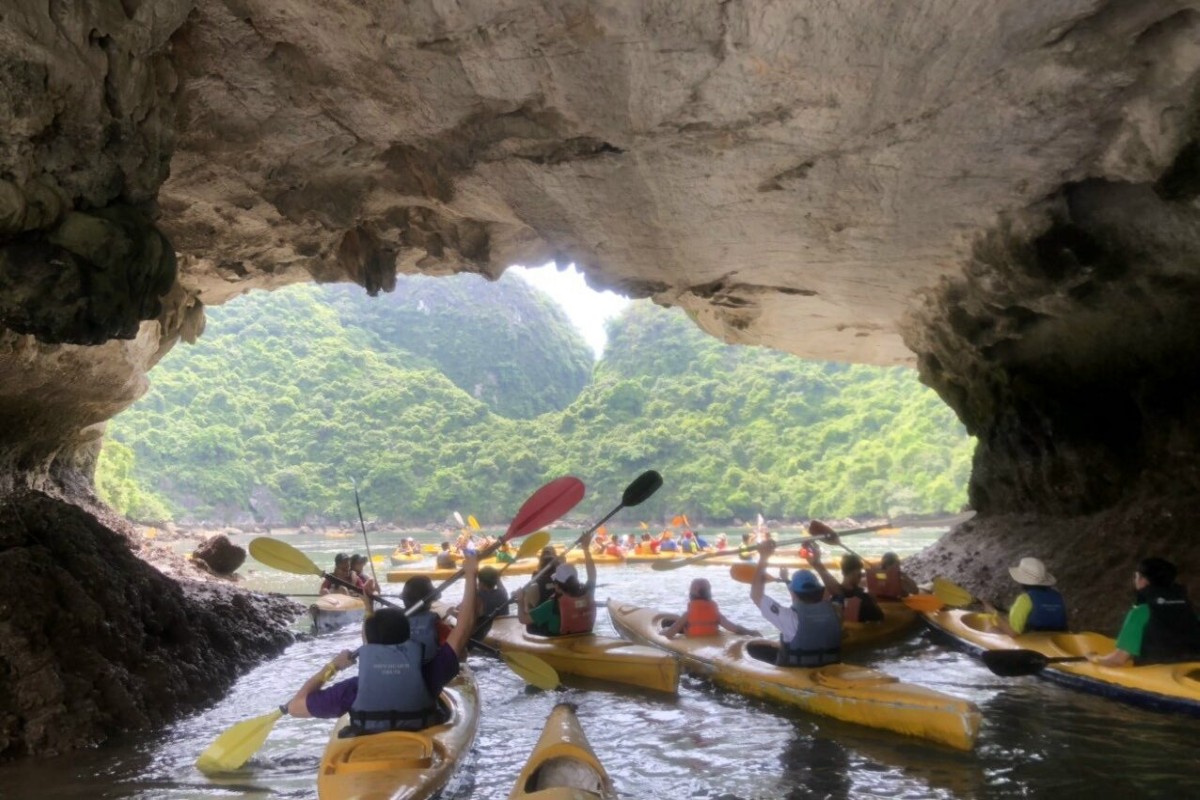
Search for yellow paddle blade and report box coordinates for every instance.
[514,531,551,560]
[933,577,975,607]
[468,515,481,531]
[195,709,283,773]
[248,538,323,577]
[902,594,945,613]
[503,652,560,691]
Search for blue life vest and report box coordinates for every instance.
[407,610,440,663]
[348,642,437,732]
[777,602,842,667]
[1023,586,1068,632]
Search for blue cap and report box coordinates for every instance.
[790,569,822,593]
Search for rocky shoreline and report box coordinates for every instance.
[0,490,302,761]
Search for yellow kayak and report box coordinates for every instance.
[387,560,536,583]
[509,703,616,800]
[389,552,425,566]
[317,669,480,800]
[923,609,1200,715]
[843,600,920,649]
[608,600,980,750]
[310,594,366,634]
[481,614,679,695]
[564,550,625,566]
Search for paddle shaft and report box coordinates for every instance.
[352,481,380,586]
[528,501,625,586]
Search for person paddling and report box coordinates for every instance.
[806,547,885,623]
[866,552,919,600]
[662,578,759,638]
[983,557,1068,636]
[435,542,457,569]
[401,577,450,663]
[468,566,510,642]
[319,554,355,596]
[1091,557,1200,667]
[284,555,478,734]
[519,534,597,636]
[751,540,842,667]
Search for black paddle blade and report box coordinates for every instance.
[981,649,1050,677]
[622,470,663,507]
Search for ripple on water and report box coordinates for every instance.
[3,531,1200,799]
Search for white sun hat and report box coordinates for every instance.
[1009,557,1056,586]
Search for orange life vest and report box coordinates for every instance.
[866,565,903,600]
[557,592,596,635]
[686,599,720,636]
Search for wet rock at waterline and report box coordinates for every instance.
[191,534,246,577]
[0,492,299,760]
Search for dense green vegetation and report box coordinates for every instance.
[99,276,974,525]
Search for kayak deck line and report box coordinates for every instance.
[922,609,1200,716]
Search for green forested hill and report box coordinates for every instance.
[323,274,593,419]
[98,279,974,525]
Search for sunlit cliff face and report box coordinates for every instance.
[2,0,1200,517]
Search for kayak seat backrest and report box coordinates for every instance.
[330,732,436,772]
[526,755,606,794]
[1174,667,1200,688]
[812,664,897,689]
[1049,632,1113,657]
[961,613,993,633]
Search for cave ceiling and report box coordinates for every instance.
[3,0,1200,493]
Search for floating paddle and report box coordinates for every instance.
[351,479,379,587]
[981,649,1088,677]
[652,511,976,571]
[528,470,663,587]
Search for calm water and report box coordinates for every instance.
[3,527,1197,800]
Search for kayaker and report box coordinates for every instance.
[284,555,479,733]
[807,548,885,623]
[680,531,700,554]
[865,552,919,600]
[1090,557,1200,666]
[459,565,510,642]
[349,554,376,595]
[401,576,451,662]
[714,533,728,551]
[739,532,755,560]
[658,531,679,553]
[436,542,457,569]
[982,557,1068,636]
[662,578,760,638]
[751,540,842,667]
[319,553,355,595]
[520,535,597,636]
[495,542,516,564]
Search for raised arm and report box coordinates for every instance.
[446,555,478,658]
[285,649,355,717]
[750,539,775,606]
[806,542,842,597]
[582,533,598,587]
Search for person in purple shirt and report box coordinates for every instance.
[284,555,478,730]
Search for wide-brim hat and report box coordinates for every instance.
[1009,557,1055,586]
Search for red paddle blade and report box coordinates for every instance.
[503,477,586,540]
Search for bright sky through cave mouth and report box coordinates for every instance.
[509,262,630,360]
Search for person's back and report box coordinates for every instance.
[351,636,438,732]
[401,577,441,663]
[776,570,842,667]
[436,543,456,569]
[1127,558,1200,665]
